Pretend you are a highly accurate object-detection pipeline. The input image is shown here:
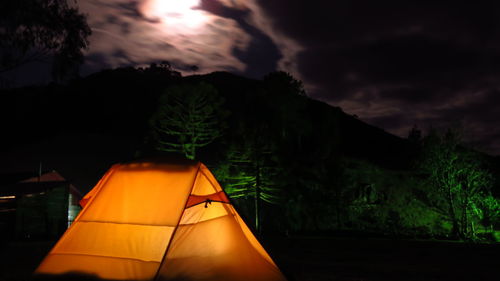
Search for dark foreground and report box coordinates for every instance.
[0,238,498,281]
[269,237,499,281]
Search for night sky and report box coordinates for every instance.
[8,0,500,155]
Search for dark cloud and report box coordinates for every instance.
[254,0,500,154]
[111,49,134,64]
[82,53,112,74]
[199,0,248,19]
[380,87,438,104]
[114,0,144,20]
[200,0,282,78]
[298,31,500,100]
[103,14,132,34]
[257,1,500,45]
[230,20,281,78]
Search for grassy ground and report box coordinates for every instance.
[0,238,498,281]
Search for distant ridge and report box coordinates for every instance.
[0,68,443,170]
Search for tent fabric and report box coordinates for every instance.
[35,160,286,281]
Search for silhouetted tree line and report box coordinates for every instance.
[0,0,91,85]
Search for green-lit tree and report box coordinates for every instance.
[220,76,308,233]
[420,128,493,239]
[0,0,91,80]
[471,194,499,237]
[150,82,227,160]
[216,124,282,234]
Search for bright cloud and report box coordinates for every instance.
[79,0,252,74]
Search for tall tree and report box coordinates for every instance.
[0,0,91,80]
[215,122,282,234]
[150,82,227,160]
[420,128,493,239]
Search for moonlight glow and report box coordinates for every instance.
[140,0,208,31]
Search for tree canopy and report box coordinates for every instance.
[420,128,494,239]
[0,0,91,80]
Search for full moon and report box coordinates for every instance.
[140,0,208,30]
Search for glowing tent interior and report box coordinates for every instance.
[34,160,287,281]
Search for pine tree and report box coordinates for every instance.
[150,82,227,160]
[217,127,281,234]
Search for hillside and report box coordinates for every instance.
[0,68,417,170]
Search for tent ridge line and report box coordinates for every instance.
[73,166,117,221]
[153,162,202,281]
[198,167,218,188]
[49,252,162,264]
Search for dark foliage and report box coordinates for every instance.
[0,0,91,82]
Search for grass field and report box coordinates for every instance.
[0,238,498,281]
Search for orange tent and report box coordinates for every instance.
[35,159,287,281]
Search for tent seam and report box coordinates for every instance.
[49,252,162,263]
[76,220,177,227]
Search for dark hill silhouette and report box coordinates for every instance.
[0,68,422,170]
[182,71,417,169]
[3,68,497,172]
[5,68,497,173]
